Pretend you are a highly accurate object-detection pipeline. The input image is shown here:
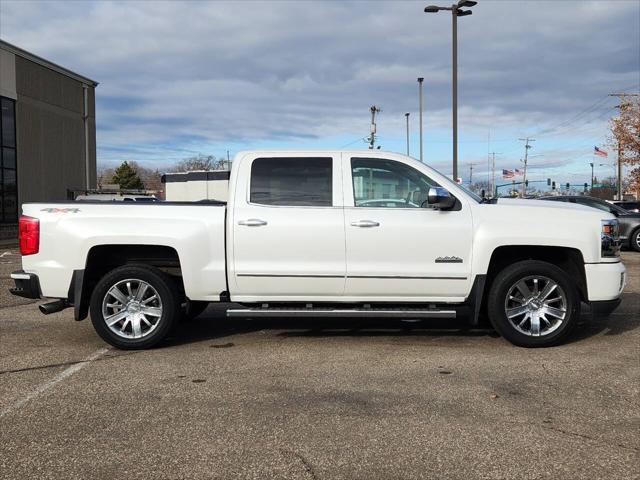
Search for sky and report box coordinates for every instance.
[0,0,639,190]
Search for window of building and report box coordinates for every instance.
[351,157,440,208]
[250,157,333,206]
[1,97,18,224]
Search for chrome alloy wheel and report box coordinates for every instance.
[504,275,567,337]
[101,279,163,339]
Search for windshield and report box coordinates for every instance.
[454,182,483,203]
[434,173,483,203]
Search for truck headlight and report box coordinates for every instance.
[601,219,620,258]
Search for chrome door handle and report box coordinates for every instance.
[351,220,380,228]
[238,218,268,227]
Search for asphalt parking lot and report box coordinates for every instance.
[0,248,638,480]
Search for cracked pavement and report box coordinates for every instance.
[0,248,638,479]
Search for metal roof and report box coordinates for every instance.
[0,39,99,87]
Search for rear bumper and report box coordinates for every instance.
[9,270,42,299]
[584,261,626,302]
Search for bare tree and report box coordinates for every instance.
[170,154,227,172]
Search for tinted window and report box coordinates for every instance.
[579,198,617,214]
[0,97,17,225]
[351,157,440,208]
[250,157,332,206]
[1,98,15,148]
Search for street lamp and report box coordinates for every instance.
[417,77,424,161]
[424,0,477,181]
[405,113,410,156]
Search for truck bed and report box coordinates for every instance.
[20,201,228,301]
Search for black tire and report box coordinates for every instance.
[630,228,640,252]
[181,300,209,321]
[487,260,580,348]
[89,264,181,349]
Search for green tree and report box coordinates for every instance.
[112,161,145,190]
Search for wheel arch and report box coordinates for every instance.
[478,245,588,317]
[73,244,183,321]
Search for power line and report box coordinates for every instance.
[519,137,535,197]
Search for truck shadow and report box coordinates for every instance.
[165,294,640,347]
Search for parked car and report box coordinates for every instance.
[613,201,640,213]
[10,151,625,349]
[75,194,159,202]
[538,195,640,252]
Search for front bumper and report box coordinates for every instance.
[584,261,626,302]
[9,270,41,299]
[590,298,622,317]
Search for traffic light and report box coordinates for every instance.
[566,182,570,190]
[525,180,529,187]
[547,178,551,186]
[584,183,588,190]
[552,181,556,190]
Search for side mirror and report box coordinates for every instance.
[427,187,456,210]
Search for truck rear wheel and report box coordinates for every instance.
[89,264,180,349]
[487,260,580,347]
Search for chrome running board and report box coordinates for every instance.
[226,308,456,319]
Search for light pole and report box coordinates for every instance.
[424,0,477,181]
[405,113,410,156]
[589,162,594,190]
[417,77,424,161]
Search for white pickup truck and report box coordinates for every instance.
[10,151,626,349]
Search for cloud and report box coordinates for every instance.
[0,0,638,168]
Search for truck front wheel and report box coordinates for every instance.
[89,264,180,349]
[487,260,580,347]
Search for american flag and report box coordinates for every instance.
[515,169,523,176]
[594,146,608,158]
[502,169,515,179]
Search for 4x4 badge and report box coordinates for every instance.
[435,256,463,263]
[40,208,81,213]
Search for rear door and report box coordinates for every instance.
[229,154,345,301]
[342,155,473,302]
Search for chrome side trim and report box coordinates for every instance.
[227,309,457,318]
[348,275,467,280]
[237,274,467,280]
[237,274,344,278]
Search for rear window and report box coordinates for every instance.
[250,157,332,206]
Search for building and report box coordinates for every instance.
[162,170,231,202]
[0,40,98,240]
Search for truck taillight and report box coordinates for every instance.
[18,215,40,255]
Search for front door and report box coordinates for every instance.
[230,154,346,301]
[343,156,473,302]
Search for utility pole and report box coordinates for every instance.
[608,93,638,200]
[519,138,535,197]
[468,162,475,188]
[489,152,500,198]
[368,105,381,149]
[405,113,410,156]
[417,78,424,161]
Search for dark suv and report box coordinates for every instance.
[538,196,640,252]
[613,201,640,213]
